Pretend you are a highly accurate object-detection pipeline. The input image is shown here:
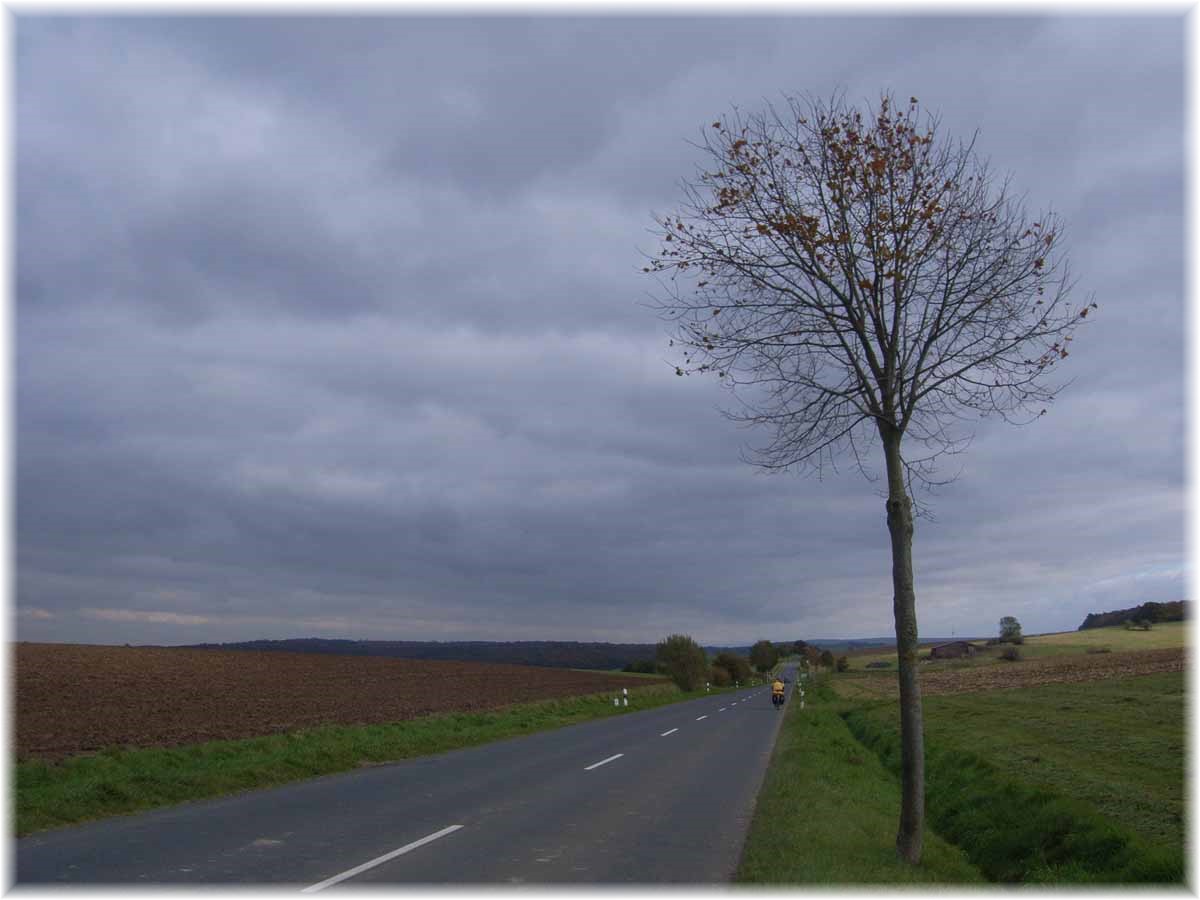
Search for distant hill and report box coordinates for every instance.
[1078,601,1187,631]
[806,637,895,653]
[178,638,668,670]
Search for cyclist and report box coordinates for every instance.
[771,676,785,706]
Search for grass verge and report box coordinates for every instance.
[735,678,984,884]
[16,681,709,837]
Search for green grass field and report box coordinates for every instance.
[1021,620,1188,654]
[16,680,713,837]
[737,625,1187,885]
[874,671,1186,853]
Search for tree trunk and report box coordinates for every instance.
[881,425,925,864]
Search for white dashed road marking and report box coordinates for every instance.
[696,715,708,721]
[302,825,463,892]
[584,754,624,771]
[660,728,678,737]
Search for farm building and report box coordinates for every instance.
[930,640,979,660]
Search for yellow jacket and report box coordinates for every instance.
[771,679,785,694]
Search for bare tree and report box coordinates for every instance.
[645,92,1092,864]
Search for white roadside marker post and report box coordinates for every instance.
[623,688,628,707]
[613,697,619,707]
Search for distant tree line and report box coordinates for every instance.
[642,633,885,688]
[186,638,670,671]
[1078,601,1187,631]
[649,634,831,691]
[188,635,839,676]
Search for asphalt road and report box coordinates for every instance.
[17,670,797,886]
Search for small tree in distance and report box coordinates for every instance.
[999,616,1023,644]
[714,651,754,684]
[750,639,780,672]
[648,91,1091,863]
[655,634,709,692]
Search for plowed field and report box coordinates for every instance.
[14,643,665,760]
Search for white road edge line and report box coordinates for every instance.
[696,715,708,720]
[301,824,463,892]
[660,728,679,736]
[584,753,624,771]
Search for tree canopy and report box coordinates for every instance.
[648,92,1091,493]
[750,639,780,672]
[713,651,753,684]
[655,633,709,692]
[999,616,1023,641]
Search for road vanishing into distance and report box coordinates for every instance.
[18,668,797,886]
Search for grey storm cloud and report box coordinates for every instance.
[15,14,1185,648]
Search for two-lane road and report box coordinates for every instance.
[18,671,796,885]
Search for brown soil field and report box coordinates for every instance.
[14,643,667,761]
[840,646,1185,699]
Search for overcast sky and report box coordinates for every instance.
[14,13,1185,648]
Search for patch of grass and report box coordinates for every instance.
[736,678,983,884]
[844,672,1185,884]
[822,667,901,701]
[919,672,1185,851]
[15,682,708,837]
[851,648,995,672]
[1020,621,1187,655]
